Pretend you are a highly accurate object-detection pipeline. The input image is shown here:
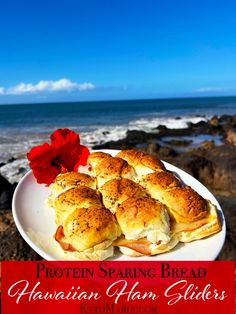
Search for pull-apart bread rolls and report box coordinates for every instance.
[100,178,148,213]
[48,172,96,207]
[116,149,165,178]
[114,197,179,256]
[91,156,137,188]
[54,186,102,225]
[55,206,121,260]
[47,149,221,260]
[140,172,221,242]
[87,152,111,171]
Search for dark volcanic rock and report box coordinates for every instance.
[0,174,12,191]
[142,144,178,159]
[145,143,161,155]
[226,128,236,146]
[209,115,220,127]
[200,140,215,150]
[7,156,16,163]
[0,209,42,260]
[157,147,178,158]
[169,144,236,195]
[156,125,192,137]
[171,154,214,185]
[202,145,236,194]
[93,130,158,150]
[164,139,193,147]
[0,174,17,210]
[216,195,236,260]
[125,130,156,143]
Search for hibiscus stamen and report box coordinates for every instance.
[51,157,68,173]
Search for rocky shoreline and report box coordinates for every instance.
[1,114,236,260]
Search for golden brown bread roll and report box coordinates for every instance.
[93,156,137,187]
[55,206,121,260]
[115,197,178,256]
[48,172,96,207]
[87,152,111,173]
[140,171,181,203]
[100,178,148,213]
[164,186,208,223]
[54,186,102,225]
[141,172,221,242]
[116,149,165,177]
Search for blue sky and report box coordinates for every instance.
[0,0,236,103]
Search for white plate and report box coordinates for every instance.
[12,149,226,261]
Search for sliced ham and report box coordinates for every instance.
[54,225,77,252]
[113,236,161,255]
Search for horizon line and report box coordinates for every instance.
[0,94,236,106]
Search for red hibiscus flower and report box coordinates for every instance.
[27,129,90,185]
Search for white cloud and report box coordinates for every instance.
[0,78,95,95]
[0,87,5,95]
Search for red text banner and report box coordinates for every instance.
[1,261,235,314]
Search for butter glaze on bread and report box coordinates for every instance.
[115,197,178,256]
[164,186,208,223]
[114,197,178,256]
[100,178,148,213]
[116,149,165,177]
[48,172,96,207]
[141,171,181,191]
[93,156,137,187]
[87,152,111,170]
[54,186,102,224]
[55,206,121,260]
[62,206,121,251]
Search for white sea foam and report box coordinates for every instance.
[80,115,207,146]
[0,114,209,183]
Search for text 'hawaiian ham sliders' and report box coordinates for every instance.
[113,197,179,256]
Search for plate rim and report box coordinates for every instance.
[12,149,226,261]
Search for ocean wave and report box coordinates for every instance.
[128,115,207,131]
[80,115,207,146]
[0,115,207,162]
[0,114,218,184]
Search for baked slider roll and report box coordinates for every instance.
[54,186,102,225]
[114,197,179,256]
[92,156,137,188]
[116,149,165,178]
[55,206,121,260]
[100,178,148,214]
[141,172,221,242]
[140,171,182,203]
[87,152,111,175]
[47,172,96,207]
[162,187,221,242]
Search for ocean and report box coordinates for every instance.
[0,96,236,182]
